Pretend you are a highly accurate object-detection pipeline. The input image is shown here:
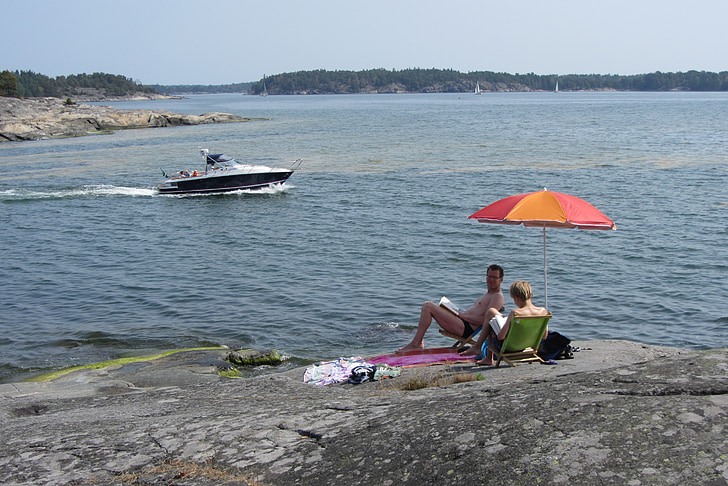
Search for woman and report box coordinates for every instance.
[460,280,547,365]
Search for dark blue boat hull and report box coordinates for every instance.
[158,170,293,194]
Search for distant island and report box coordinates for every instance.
[245,68,728,95]
[0,71,160,100]
[2,68,727,101]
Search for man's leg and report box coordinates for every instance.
[398,301,466,352]
[460,307,501,359]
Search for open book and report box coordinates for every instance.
[438,296,459,315]
[489,315,507,334]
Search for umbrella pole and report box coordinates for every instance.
[543,226,548,310]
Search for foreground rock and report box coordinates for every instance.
[1,341,727,485]
[0,97,252,142]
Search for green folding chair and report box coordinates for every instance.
[488,313,552,367]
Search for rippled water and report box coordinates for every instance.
[1,92,727,382]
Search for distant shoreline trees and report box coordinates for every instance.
[2,71,157,98]
[147,82,252,95]
[0,70,19,97]
[247,69,728,95]
[2,68,727,99]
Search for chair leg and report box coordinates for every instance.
[452,340,469,351]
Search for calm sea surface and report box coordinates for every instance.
[1,92,727,383]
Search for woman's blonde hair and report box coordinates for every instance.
[510,280,533,301]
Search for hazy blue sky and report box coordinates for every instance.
[4,0,726,85]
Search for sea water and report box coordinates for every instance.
[1,92,727,383]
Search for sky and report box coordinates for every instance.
[3,0,727,85]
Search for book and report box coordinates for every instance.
[489,315,507,334]
[439,296,459,315]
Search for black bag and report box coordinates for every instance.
[538,331,572,360]
[349,364,376,384]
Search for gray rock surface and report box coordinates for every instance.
[1,341,727,485]
[0,97,252,142]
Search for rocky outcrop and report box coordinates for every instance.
[0,97,252,142]
[2,341,727,485]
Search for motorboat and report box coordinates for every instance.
[158,149,301,195]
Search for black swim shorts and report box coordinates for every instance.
[461,320,475,339]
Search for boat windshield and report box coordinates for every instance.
[206,154,240,169]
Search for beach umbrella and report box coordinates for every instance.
[468,189,616,308]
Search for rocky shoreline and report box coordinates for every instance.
[1,341,727,485]
[0,96,253,142]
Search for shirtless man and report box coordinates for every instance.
[397,264,505,352]
[460,280,548,365]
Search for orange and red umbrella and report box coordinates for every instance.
[469,189,616,308]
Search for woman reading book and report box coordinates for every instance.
[396,264,504,353]
[459,280,548,365]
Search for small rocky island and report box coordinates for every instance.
[0,96,251,142]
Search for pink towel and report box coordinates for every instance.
[370,348,475,368]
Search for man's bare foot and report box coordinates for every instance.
[475,357,494,366]
[397,342,424,353]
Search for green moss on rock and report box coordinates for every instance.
[226,349,282,367]
[24,347,227,382]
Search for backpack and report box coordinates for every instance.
[538,331,573,360]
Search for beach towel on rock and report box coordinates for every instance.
[304,357,372,386]
[370,347,476,368]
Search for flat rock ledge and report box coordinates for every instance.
[1,341,727,486]
[0,97,252,142]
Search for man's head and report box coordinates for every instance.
[510,280,533,301]
[486,264,504,292]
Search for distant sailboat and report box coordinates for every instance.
[261,75,268,97]
[474,81,482,95]
[554,80,559,93]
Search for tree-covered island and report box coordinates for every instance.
[2,68,727,100]
[248,68,728,95]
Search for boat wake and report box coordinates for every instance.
[1,183,294,202]
[1,185,155,201]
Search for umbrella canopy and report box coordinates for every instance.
[468,189,616,308]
